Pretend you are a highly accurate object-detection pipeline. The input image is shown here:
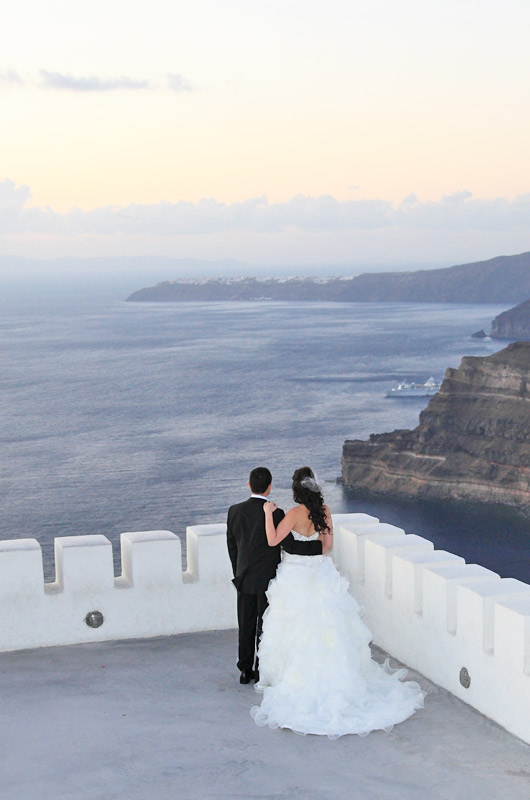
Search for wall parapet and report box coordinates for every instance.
[333,513,530,745]
[1,514,529,744]
[0,525,235,653]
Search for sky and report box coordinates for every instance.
[1,0,530,276]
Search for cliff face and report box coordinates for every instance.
[342,342,530,517]
[491,299,530,340]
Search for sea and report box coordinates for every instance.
[1,281,529,582]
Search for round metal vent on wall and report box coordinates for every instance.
[85,611,104,628]
[459,667,471,688]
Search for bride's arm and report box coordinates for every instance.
[320,507,333,554]
[263,503,296,546]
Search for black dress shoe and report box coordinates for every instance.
[239,669,255,684]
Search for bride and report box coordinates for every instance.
[250,466,425,738]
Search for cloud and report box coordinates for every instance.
[0,69,24,86]
[167,73,194,92]
[394,190,530,231]
[61,194,393,235]
[38,70,151,92]
[0,179,31,209]
[0,69,195,93]
[1,179,529,240]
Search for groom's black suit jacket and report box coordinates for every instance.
[227,497,283,593]
[226,497,322,594]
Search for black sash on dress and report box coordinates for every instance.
[281,532,322,556]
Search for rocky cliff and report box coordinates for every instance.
[342,342,530,517]
[491,299,530,340]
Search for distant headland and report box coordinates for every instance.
[126,251,530,304]
[490,298,530,340]
[471,296,530,341]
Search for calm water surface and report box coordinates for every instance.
[0,291,528,580]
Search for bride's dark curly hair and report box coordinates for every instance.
[292,466,330,534]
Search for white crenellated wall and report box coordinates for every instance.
[0,526,236,652]
[333,514,530,745]
[1,514,530,744]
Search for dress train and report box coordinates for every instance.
[251,538,425,738]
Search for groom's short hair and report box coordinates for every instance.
[249,466,272,494]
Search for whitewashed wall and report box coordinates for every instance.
[0,525,236,652]
[1,514,529,744]
[333,513,530,745]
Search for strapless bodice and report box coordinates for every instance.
[291,530,320,541]
[281,530,323,564]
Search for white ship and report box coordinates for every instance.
[385,376,441,398]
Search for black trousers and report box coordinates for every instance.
[237,591,268,673]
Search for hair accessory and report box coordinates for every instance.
[300,475,323,493]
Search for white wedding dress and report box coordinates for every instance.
[251,532,425,738]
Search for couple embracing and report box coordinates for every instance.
[227,466,424,739]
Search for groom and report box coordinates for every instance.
[227,466,323,684]
[226,466,284,684]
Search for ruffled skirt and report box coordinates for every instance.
[251,553,425,738]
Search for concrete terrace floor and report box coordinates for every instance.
[1,630,529,800]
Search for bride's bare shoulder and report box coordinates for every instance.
[285,504,308,523]
[284,505,302,520]
[291,504,309,519]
